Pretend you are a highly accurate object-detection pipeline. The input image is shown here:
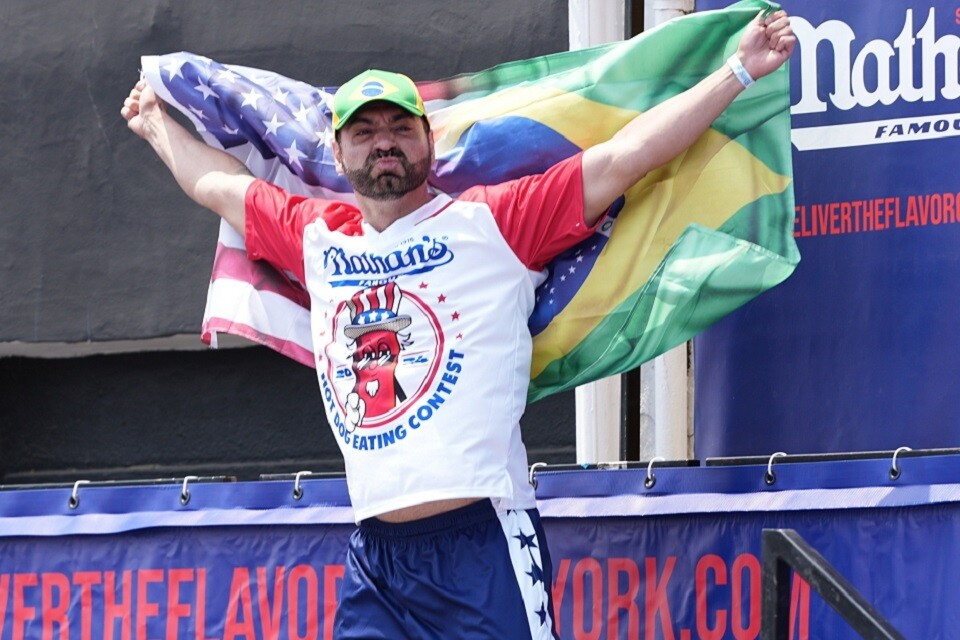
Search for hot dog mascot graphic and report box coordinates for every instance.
[328,281,444,432]
[344,282,411,427]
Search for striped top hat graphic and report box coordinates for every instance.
[344,282,412,339]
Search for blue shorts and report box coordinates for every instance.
[334,499,559,639]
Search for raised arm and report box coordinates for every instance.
[121,79,254,236]
[580,10,795,225]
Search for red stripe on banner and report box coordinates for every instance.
[212,245,311,309]
[202,318,316,368]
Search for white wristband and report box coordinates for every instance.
[727,54,755,88]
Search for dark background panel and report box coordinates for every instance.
[0,349,577,482]
[0,0,567,342]
[0,0,573,483]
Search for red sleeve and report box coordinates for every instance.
[244,180,363,282]
[458,151,602,271]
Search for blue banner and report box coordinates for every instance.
[694,0,960,455]
[2,454,960,638]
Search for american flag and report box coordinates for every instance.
[146,53,351,366]
[142,51,603,370]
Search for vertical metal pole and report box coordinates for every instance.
[568,0,626,465]
[635,0,696,462]
[645,0,694,30]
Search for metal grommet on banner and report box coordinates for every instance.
[180,476,199,506]
[529,462,547,489]
[764,452,787,486]
[644,456,666,490]
[68,480,90,510]
[293,471,314,501]
[889,446,912,480]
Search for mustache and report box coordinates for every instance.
[368,148,407,162]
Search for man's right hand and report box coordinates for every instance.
[118,76,253,236]
[121,79,164,140]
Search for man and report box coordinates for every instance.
[122,10,794,639]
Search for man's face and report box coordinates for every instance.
[333,102,433,200]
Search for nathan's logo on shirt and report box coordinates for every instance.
[322,236,453,287]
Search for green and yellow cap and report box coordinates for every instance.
[332,69,427,130]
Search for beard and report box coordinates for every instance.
[344,149,432,201]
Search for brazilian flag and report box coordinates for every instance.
[422,0,798,401]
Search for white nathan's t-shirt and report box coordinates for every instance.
[244,152,596,521]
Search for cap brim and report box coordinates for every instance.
[344,316,412,339]
[334,98,426,131]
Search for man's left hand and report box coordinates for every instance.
[737,9,796,80]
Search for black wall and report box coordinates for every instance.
[0,349,575,482]
[0,1,575,483]
[1,0,568,342]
